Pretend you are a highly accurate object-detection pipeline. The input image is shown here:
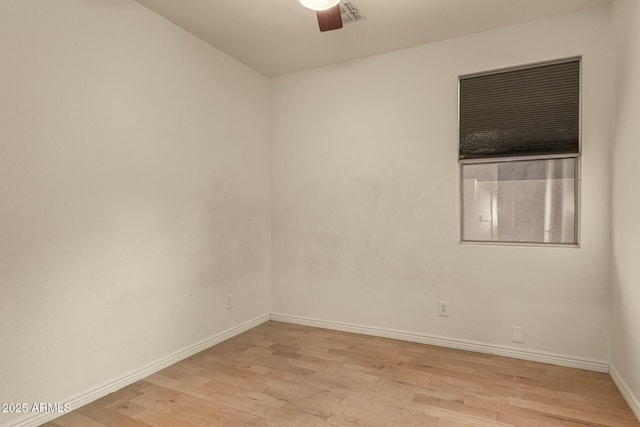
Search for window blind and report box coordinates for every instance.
[459,59,580,160]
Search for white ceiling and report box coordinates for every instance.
[134,0,610,77]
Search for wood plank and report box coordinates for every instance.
[45,322,640,427]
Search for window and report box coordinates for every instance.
[459,59,580,245]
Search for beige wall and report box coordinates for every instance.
[0,1,270,425]
[270,7,613,362]
[3,1,638,425]
[612,0,640,417]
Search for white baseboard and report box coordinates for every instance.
[6,313,270,427]
[610,364,640,422]
[270,313,610,373]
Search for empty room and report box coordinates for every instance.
[1,0,639,426]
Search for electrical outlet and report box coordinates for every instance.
[226,294,233,310]
[512,326,524,343]
[438,300,449,317]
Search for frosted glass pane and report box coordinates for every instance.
[461,158,576,244]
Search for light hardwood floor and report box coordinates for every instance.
[43,321,639,427]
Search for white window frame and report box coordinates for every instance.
[457,58,582,247]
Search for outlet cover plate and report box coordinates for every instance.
[512,326,524,343]
[438,300,449,317]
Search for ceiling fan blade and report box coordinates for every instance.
[316,5,343,32]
